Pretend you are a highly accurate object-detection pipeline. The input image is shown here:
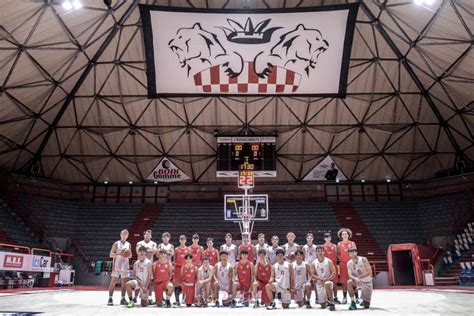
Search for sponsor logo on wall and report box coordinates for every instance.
[147,157,191,182]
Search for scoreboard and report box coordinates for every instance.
[217,136,277,177]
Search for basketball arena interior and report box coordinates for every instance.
[0,0,473,315]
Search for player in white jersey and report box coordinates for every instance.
[255,233,269,264]
[283,232,299,263]
[302,233,317,264]
[266,249,294,309]
[267,235,284,265]
[311,245,336,311]
[347,247,373,310]
[158,232,175,263]
[126,246,153,308]
[136,229,157,260]
[293,250,312,307]
[220,233,237,268]
[213,251,237,306]
[196,256,213,307]
[107,229,131,306]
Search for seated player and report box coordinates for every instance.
[220,233,237,268]
[311,245,336,311]
[293,250,312,308]
[252,249,272,308]
[323,232,340,303]
[189,233,204,267]
[204,237,219,267]
[126,246,153,308]
[238,234,255,263]
[181,253,198,307]
[283,232,299,263]
[173,235,190,305]
[158,232,175,263]
[347,247,373,310]
[255,233,269,264]
[153,249,174,307]
[196,256,213,307]
[107,229,131,306]
[213,251,237,307]
[234,249,254,306]
[266,249,294,309]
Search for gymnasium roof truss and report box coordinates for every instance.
[0,0,472,184]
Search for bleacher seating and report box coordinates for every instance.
[0,198,41,248]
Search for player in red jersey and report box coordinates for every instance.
[204,237,219,266]
[323,232,340,303]
[181,253,198,307]
[252,249,272,308]
[234,249,254,305]
[337,228,357,304]
[189,233,204,267]
[173,234,190,305]
[238,234,255,263]
[153,249,173,307]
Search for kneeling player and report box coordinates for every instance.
[252,249,271,308]
[196,256,213,307]
[126,246,153,308]
[181,253,197,307]
[347,247,373,310]
[213,251,237,306]
[234,249,254,306]
[311,245,336,311]
[266,249,294,309]
[293,250,312,308]
[153,249,174,307]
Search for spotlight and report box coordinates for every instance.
[104,180,108,184]
[129,181,133,184]
[425,0,435,4]
[62,0,73,10]
[386,179,391,183]
[336,179,340,183]
[72,0,82,9]
[154,181,158,184]
[361,179,366,183]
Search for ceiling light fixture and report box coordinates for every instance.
[104,180,108,184]
[72,0,82,9]
[361,179,366,183]
[62,0,73,10]
[129,181,133,184]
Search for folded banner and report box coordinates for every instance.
[139,4,359,97]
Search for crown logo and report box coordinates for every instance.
[219,18,282,44]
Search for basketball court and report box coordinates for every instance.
[1,287,474,315]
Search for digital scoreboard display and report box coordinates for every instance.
[217,136,276,177]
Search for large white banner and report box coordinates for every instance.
[146,157,191,182]
[140,4,358,97]
[0,251,53,272]
[303,155,347,181]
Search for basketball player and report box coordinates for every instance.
[135,229,157,304]
[302,233,317,264]
[267,235,284,265]
[283,232,299,263]
[196,256,213,307]
[213,251,237,307]
[158,232,174,263]
[204,237,219,266]
[266,249,294,309]
[252,249,272,308]
[311,245,336,311]
[347,247,373,310]
[234,249,254,306]
[107,229,131,306]
[323,232,340,303]
[238,234,255,263]
[126,246,153,308]
[189,233,204,267]
[153,249,174,307]
[337,228,357,303]
[181,253,197,307]
[173,235,190,305]
[136,230,157,260]
[255,233,268,264]
[220,233,237,268]
[293,250,312,308]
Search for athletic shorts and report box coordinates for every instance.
[111,271,127,278]
[315,280,333,304]
[272,282,291,304]
[154,281,171,302]
[295,282,310,302]
[173,266,182,285]
[238,281,252,300]
[128,280,149,300]
[353,280,373,302]
[339,261,349,283]
[182,284,195,305]
[257,281,270,304]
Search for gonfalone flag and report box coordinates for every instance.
[139,4,359,98]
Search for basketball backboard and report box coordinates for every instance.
[224,194,269,221]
